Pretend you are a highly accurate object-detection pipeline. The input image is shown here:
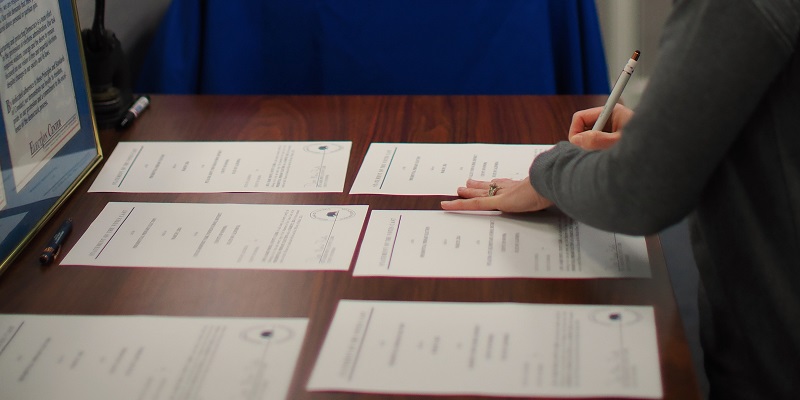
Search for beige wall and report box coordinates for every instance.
[595,0,672,107]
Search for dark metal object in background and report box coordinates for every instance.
[81,0,131,128]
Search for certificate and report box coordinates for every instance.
[60,202,368,271]
[354,210,651,278]
[0,0,102,276]
[350,143,552,195]
[308,300,663,399]
[88,141,351,193]
[0,0,81,192]
[0,314,307,400]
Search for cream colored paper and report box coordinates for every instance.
[350,142,552,195]
[89,141,351,193]
[354,210,651,278]
[308,300,662,399]
[61,202,368,271]
[0,314,307,400]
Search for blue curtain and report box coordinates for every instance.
[136,0,609,95]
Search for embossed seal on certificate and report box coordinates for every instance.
[310,207,358,221]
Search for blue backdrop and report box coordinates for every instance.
[136,0,609,95]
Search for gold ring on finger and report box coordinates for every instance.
[488,182,499,197]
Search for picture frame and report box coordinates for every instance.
[0,0,102,275]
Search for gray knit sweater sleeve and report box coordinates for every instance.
[530,0,799,235]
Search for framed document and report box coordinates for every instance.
[0,0,102,274]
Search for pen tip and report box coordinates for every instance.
[632,50,641,61]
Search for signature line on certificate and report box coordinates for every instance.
[117,146,145,188]
[95,207,136,259]
[0,321,23,357]
[316,150,327,187]
[319,211,340,263]
[348,307,375,382]
[385,214,403,270]
[379,147,398,190]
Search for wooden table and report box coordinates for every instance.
[0,95,700,399]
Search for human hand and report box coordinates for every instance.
[568,104,633,150]
[440,178,553,213]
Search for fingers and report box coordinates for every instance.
[569,104,634,138]
[443,180,499,210]
[444,179,510,210]
[463,179,493,190]
[568,106,626,151]
[569,107,605,136]
[610,103,634,129]
[440,197,495,211]
[570,130,621,150]
[457,179,504,199]
[456,186,491,199]
[488,178,515,186]
[442,177,553,213]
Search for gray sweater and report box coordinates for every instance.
[531,1,800,397]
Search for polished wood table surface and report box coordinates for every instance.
[0,95,700,400]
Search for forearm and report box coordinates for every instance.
[529,142,692,235]
[530,0,797,235]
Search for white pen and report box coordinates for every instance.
[592,50,640,131]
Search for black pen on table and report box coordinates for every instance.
[592,50,640,131]
[39,218,73,265]
[117,95,151,130]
